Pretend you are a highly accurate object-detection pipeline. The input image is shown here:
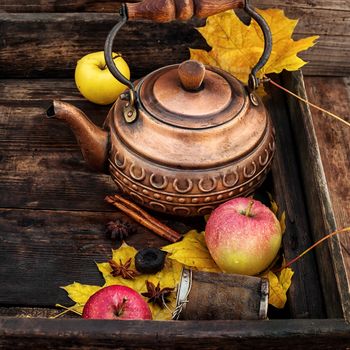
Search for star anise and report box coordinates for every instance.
[141,281,175,308]
[109,258,139,279]
[105,219,133,240]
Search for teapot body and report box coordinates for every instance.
[105,64,275,216]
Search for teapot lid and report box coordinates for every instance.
[138,60,246,129]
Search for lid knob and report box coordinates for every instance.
[178,60,206,92]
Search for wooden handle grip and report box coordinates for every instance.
[126,0,245,23]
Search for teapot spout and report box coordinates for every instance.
[46,100,109,173]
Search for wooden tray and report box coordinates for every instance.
[0,70,349,349]
[1,1,350,347]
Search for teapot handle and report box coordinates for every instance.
[104,0,272,120]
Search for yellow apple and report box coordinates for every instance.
[75,51,130,105]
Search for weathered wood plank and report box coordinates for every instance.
[0,101,107,152]
[255,0,350,12]
[0,79,83,101]
[0,307,72,318]
[303,76,350,232]
[0,88,120,211]
[0,86,118,210]
[1,0,349,12]
[0,102,108,150]
[0,152,117,211]
[0,13,205,79]
[303,76,350,320]
[264,76,326,319]
[0,208,188,307]
[0,0,122,12]
[0,13,349,79]
[1,318,350,350]
[281,71,348,321]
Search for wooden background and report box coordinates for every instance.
[0,0,349,78]
[0,1,350,348]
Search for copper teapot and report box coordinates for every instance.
[47,0,275,216]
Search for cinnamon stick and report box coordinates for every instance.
[105,195,182,243]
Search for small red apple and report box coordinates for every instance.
[205,197,282,276]
[82,285,152,320]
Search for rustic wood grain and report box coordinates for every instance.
[0,307,68,318]
[280,71,348,320]
[264,76,327,319]
[0,79,84,101]
[1,0,349,12]
[1,318,350,349]
[0,13,206,79]
[303,76,350,320]
[0,151,117,211]
[0,101,108,152]
[0,207,190,307]
[255,0,350,11]
[0,0,348,343]
[0,0,121,12]
[0,12,349,79]
[0,87,117,210]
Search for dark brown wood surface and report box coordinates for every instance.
[0,2,349,77]
[1,318,350,350]
[304,76,350,321]
[280,71,350,322]
[265,77,330,319]
[1,1,350,346]
[0,13,205,79]
[1,0,348,12]
[0,208,183,306]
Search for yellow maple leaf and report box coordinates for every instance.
[96,242,139,287]
[265,268,294,309]
[62,242,182,320]
[97,244,183,320]
[162,230,221,273]
[61,282,101,314]
[190,9,318,84]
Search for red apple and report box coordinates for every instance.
[205,197,282,276]
[83,285,152,320]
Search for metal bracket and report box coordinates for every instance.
[123,89,138,123]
